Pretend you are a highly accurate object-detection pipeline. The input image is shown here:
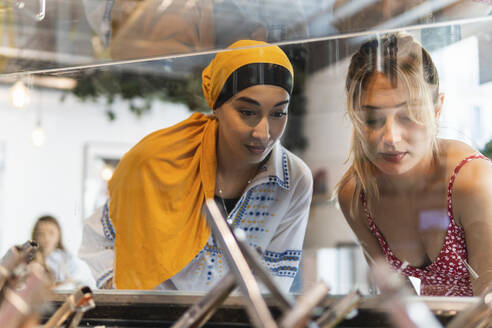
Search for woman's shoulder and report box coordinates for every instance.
[281,146,313,187]
[440,139,492,228]
[439,139,477,163]
[439,139,489,177]
[337,175,356,212]
[440,138,492,194]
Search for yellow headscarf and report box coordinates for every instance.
[202,39,294,109]
[109,40,294,290]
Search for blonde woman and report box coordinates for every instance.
[337,33,492,296]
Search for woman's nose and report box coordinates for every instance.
[251,117,270,143]
[382,118,402,146]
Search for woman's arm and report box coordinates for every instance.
[452,157,492,295]
[78,201,116,289]
[337,178,385,265]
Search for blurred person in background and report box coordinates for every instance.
[32,215,95,290]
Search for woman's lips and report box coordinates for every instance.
[380,152,407,163]
[246,145,266,155]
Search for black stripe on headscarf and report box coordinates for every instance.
[214,63,293,109]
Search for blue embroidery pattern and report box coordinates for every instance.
[97,269,114,288]
[270,265,298,277]
[263,250,302,263]
[184,147,299,286]
[194,242,226,286]
[203,244,223,255]
[231,190,253,227]
[262,250,302,278]
[268,151,290,189]
[101,201,116,241]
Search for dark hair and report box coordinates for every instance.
[31,215,65,251]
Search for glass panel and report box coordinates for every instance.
[0,0,491,74]
[0,0,492,305]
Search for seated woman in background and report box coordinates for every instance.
[79,40,313,291]
[32,215,95,289]
[336,33,492,296]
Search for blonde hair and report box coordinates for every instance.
[336,33,441,218]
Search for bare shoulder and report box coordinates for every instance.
[337,176,368,232]
[337,176,357,219]
[440,138,491,183]
[442,139,492,226]
[452,155,492,196]
[439,139,476,164]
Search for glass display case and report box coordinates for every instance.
[1,0,492,326]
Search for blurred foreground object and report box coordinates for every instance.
[42,286,95,328]
[0,241,39,294]
[370,259,443,328]
[446,286,492,328]
[0,262,49,328]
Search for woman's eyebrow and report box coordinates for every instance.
[361,101,407,110]
[274,100,289,107]
[234,97,260,106]
[234,97,289,108]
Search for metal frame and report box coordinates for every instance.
[172,199,332,328]
[43,286,95,328]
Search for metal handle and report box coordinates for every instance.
[278,280,329,328]
[370,259,443,328]
[205,199,277,328]
[43,286,95,328]
[171,272,236,328]
[316,289,361,328]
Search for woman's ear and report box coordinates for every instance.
[210,108,220,121]
[434,92,445,120]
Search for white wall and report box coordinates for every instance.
[0,86,192,255]
[300,54,369,293]
[302,55,358,250]
[432,35,492,149]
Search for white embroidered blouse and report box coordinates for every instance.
[79,142,313,292]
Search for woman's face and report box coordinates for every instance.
[358,73,435,176]
[35,221,60,255]
[215,84,289,166]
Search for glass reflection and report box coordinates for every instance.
[1,0,492,74]
[0,1,491,303]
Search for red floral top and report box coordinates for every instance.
[363,155,490,296]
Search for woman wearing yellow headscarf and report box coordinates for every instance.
[79,40,313,292]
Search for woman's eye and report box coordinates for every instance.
[365,118,384,128]
[271,111,287,118]
[239,109,256,117]
[399,115,412,123]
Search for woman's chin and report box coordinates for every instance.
[376,161,414,176]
